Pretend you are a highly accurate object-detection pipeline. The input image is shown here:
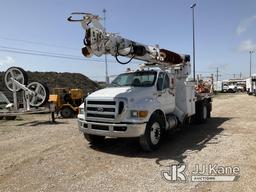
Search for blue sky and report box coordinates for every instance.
[0,0,256,81]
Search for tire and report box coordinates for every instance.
[5,116,17,120]
[139,115,163,152]
[60,107,74,118]
[0,116,3,120]
[180,116,190,130]
[195,101,207,124]
[207,102,212,118]
[84,133,105,145]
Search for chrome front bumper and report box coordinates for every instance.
[78,119,146,138]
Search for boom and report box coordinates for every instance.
[68,12,190,67]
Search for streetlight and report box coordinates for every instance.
[103,8,109,84]
[249,50,254,77]
[190,3,196,81]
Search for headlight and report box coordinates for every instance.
[79,108,85,114]
[130,110,148,118]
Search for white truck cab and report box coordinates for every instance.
[78,68,212,151]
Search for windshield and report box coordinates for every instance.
[111,71,157,87]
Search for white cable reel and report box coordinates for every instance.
[26,82,49,107]
[4,67,28,92]
[4,67,49,107]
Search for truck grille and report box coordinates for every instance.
[86,100,117,122]
[87,101,115,105]
[87,113,115,118]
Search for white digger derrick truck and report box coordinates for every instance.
[69,13,213,151]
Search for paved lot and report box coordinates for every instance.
[0,94,256,192]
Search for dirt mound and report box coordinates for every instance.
[0,70,100,102]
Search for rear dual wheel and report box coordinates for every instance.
[195,100,210,124]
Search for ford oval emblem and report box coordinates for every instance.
[97,107,104,112]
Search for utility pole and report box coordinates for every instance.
[103,9,109,84]
[196,74,200,84]
[216,67,219,81]
[215,67,221,81]
[211,74,214,84]
[240,72,242,79]
[190,3,196,81]
[249,50,254,77]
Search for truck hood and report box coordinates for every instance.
[87,86,154,100]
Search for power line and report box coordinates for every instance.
[196,70,215,73]
[0,36,77,50]
[0,45,142,65]
[0,48,87,61]
[0,45,83,58]
[0,45,140,65]
[0,36,142,63]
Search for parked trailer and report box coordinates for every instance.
[0,67,50,120]
[246,75,256,95]
[213,81,223,92]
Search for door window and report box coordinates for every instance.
[157,72,170,91]
[163,74,170,89]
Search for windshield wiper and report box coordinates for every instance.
[110,82,121,87]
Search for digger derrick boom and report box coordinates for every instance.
[68,12,190,67]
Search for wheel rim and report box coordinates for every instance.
[27,82,48,107]
[4,67,26,91]
[203,105,207,120]
[62,108,72,117]
[150,122,161,145]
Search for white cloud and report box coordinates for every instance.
[238,39,256,51]
[0,56,15,66]
[236,15,256,35]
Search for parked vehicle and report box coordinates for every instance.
[246,75,256,95]
[49,88,84,118]
[215,79,246,93]
[70,12,213,151]
[227,84,237,93]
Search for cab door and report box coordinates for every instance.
[156,72,175,113]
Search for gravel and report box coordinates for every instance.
[0,93,255,192]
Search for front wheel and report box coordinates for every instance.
[139,115,163,152]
